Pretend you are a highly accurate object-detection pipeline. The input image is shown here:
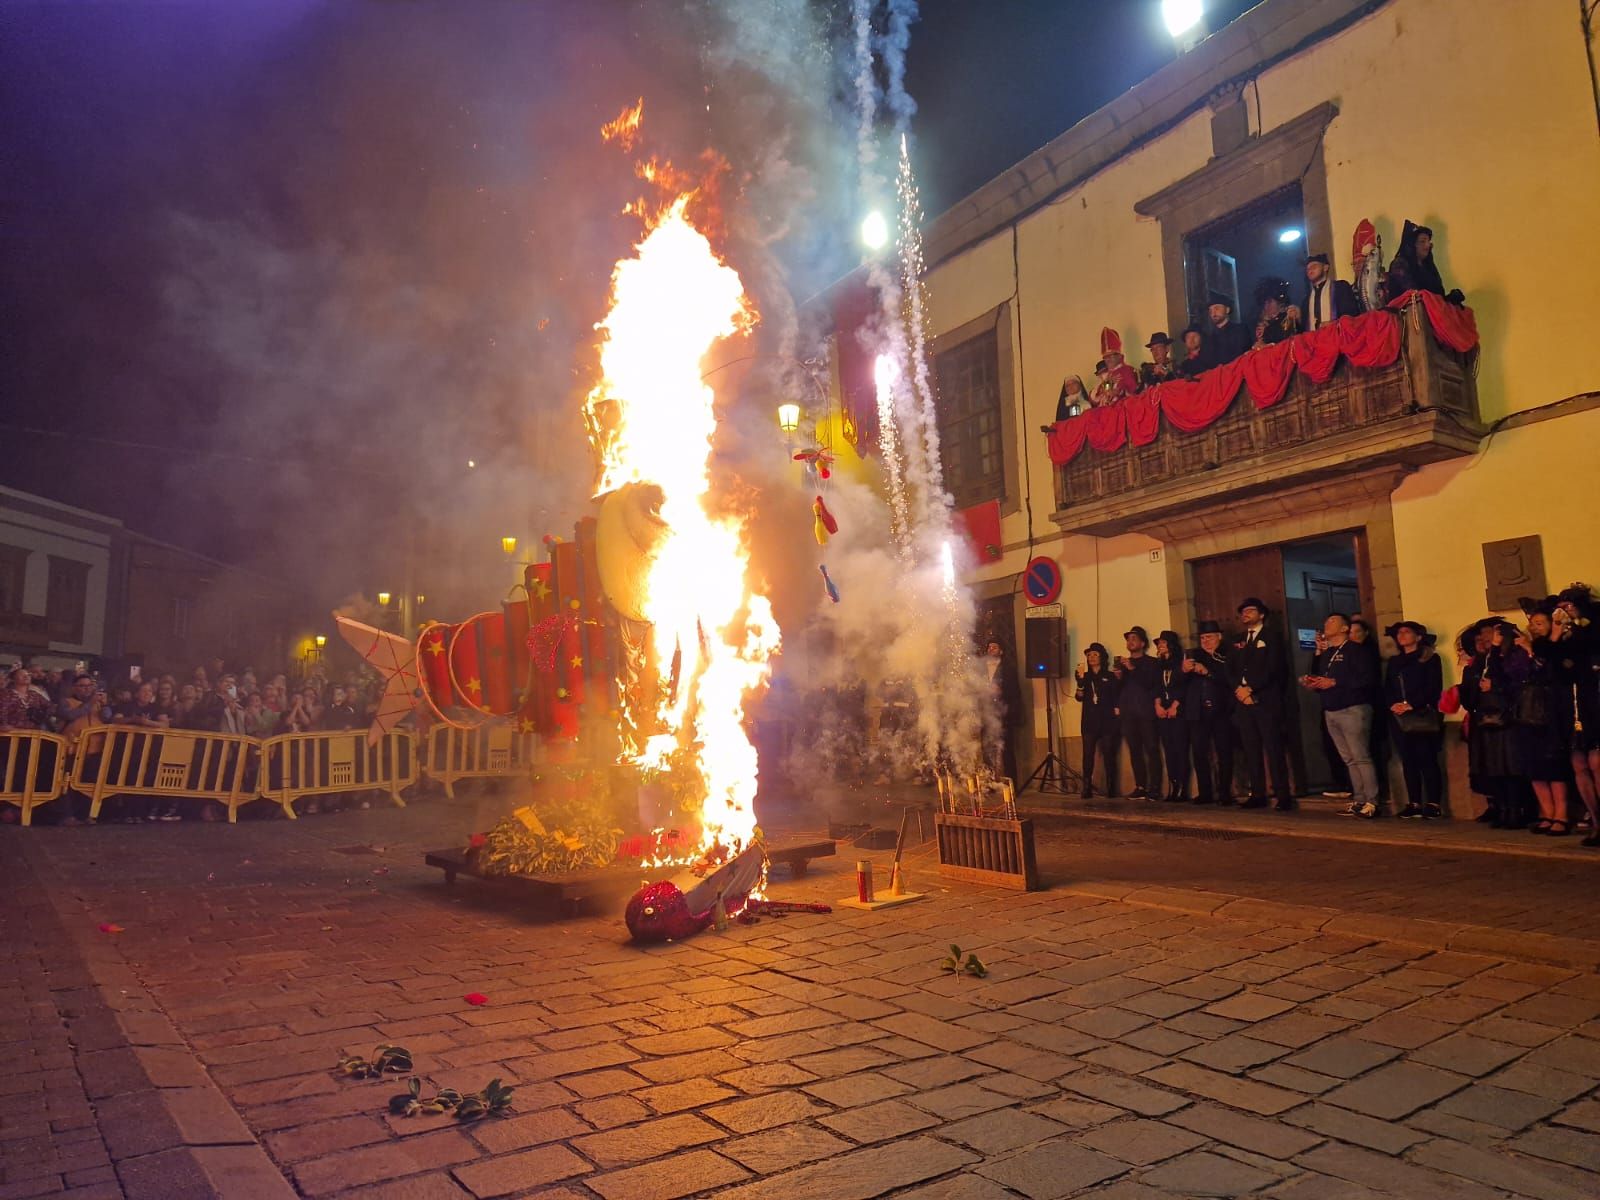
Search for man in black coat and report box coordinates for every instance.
[1114,625,1164,800]
[1184,620,1235,805]
[1291,253,1362,331]
[1228,597,1295,810]
[1205,297,1253,366]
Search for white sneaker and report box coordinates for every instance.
[1323,790,1353,799]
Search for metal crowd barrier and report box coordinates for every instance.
[0,730,69,826]
[423,721,538,798]
[68,727,257,823]
[1,721,540,825]
[258,730,416,819]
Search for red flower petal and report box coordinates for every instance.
[463,993,489,1006]
[97,923,124,934]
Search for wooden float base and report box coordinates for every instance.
[422,839,837,916]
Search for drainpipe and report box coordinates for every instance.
[1583,0,1600,139]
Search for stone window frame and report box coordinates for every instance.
[930,301,1021,518]
[1135,102,1340,339]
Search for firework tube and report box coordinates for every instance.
[856,859,874,903]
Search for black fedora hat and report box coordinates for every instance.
[1306,252,1330,266]
[1145,331,1172,348]
[1237,597,1269,616]
[1384,620,1436,646]
[1196,619,1222,635]
[1123,625,1149,644]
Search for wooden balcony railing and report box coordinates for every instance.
[1051,301,1483,536]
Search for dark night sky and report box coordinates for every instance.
[0,0,1253,604]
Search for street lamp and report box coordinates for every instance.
[416,594,425,606]
[1162,0,1204,48]
[777,403,801,435]
[376,591,392,608]
[314,634,327,648]
[501,536,518,557]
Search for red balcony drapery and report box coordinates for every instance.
[1045,299,1473,465]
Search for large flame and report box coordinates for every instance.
[586,124,778,861]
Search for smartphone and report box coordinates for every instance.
[129,665,142,683]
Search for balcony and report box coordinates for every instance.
[1051,301,1483,537]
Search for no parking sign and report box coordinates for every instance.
[1023,556,1062,605]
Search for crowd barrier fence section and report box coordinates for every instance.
[259,730,415,819]
[0,730,69,826]
[67,727,257,823]
[423,722,538,798]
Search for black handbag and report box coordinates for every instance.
[1513,683,1551,728]
[1394,677,1443,735]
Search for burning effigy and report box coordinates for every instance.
[582,112,781,939]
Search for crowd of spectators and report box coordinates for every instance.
[0,656,382,823]
[1045,221,1462,423]
[1074,584,1600,846]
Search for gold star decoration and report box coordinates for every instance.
[518,717,536,734]
[530,579,551,601]
[462,676,482,697]
[423,638,445,658]
[569,655,583,669]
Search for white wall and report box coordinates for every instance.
[0,490,117,656]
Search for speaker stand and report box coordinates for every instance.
[1019,676,1082,796]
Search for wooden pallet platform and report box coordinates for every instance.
[422,839,836,915]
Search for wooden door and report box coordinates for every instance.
[1190,545,1286,637]
[1190,544,1309,794]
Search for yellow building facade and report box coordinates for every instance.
[902,0,1600,807]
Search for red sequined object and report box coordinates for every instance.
[624,881,709,943]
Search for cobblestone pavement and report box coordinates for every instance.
[3,786,1599,1199]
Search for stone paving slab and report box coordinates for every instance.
[4,790,1599,1199]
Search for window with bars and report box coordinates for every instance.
[933,327,1005,508]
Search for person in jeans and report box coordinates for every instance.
[1074,643,1120,798]
[1301,613,1381,818]
[1113,626,1163,800]
[1384,620,1445,819]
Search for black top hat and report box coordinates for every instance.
[1093,359,1107,373]
[1123,625,1149,644]
[1207,294,1233,311]
[1157,630,1183,651]
[1237,597,1269,616]
[1384,620,1436,646]
[1196,619,1223,635]
[1145,331,1172,347]
[1306,252,1330,266]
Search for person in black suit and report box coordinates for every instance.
[1289,253,1362,332]
[1205,297,1253,366]
[1228,597,1295,811]
[1113,625,1164,800]
[1184,619,1235,805]
[1074,643,1120,799]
